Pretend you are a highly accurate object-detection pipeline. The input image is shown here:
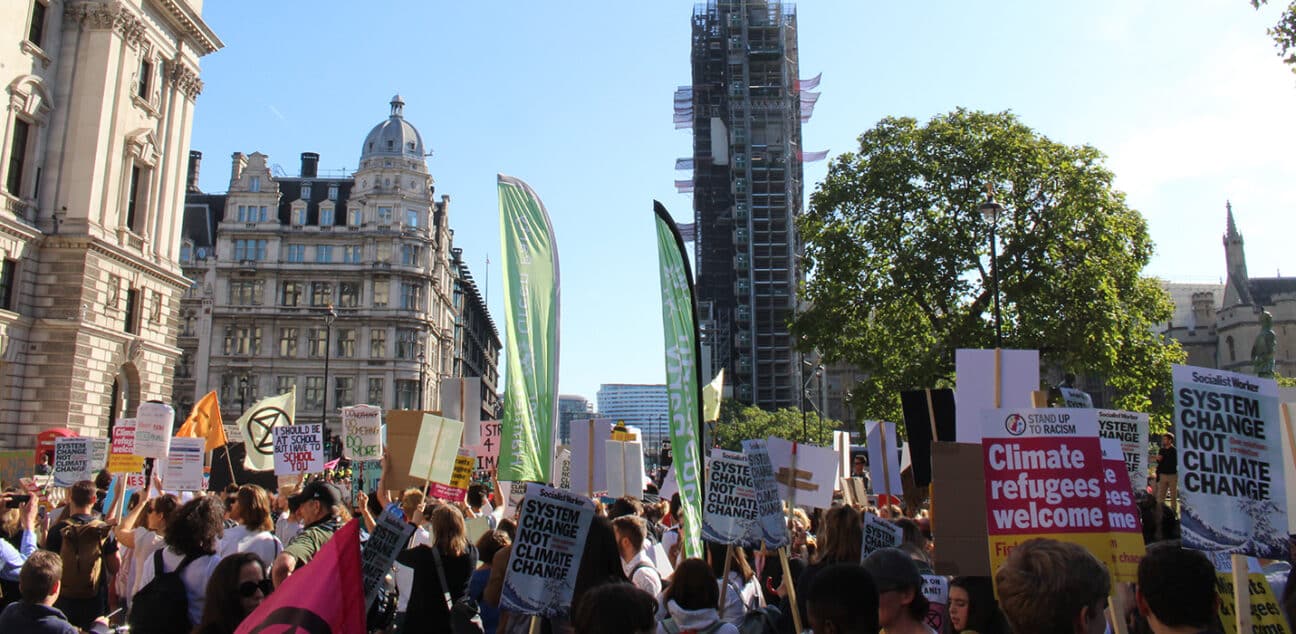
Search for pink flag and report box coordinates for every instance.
[236,520,366,634]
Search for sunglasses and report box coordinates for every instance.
[239,579,274,598]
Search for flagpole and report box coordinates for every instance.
[224,447,238,487]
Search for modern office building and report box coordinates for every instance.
[557,394,594,445]
[686,0,806,409]
[597,383,669,447]
[0,0,221,442]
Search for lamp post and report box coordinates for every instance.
[321,305,336,426]
[980,192,1004,348]
[417,348,427,410]
[239,373,249,415]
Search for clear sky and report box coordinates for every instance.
[190,1,1296,405]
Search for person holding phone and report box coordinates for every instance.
[0,493,39,607]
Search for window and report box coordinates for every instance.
[368,378,385,406]
[395,380,418,409]
[348,208,361,226]
[308,328,327,357]
[229,280,264,305]
[28,1,47,48]
[405,209,420,228]
[279,328,299,357]
[292,207,307,226]
[123,288,140,334]
[310,282,332,306]
[343,245,362,264]
[304,377,324,409]
[376,243,392,263]
[377,207,393,225]
[233,239,267,261]
[336,328,356,358]
[301,184,312,200]
[285,244,305,263]
[249,176,260,193]
[401,244,421,267]
[137,59,151,99]
[400,282,422,311]
[238,205,268,222]
[370,329,387,358]
[126,165,144,231]
[281,281,303,306]
[180,312,195,337]
[334,377,355,407]
[6,119,30,195]
[329,185,339,201]
[396,328,418,359]
[277,375,296,396]
[338,282,359,307]
[319,207,334,226]
[0,259,15,311]
[223,325,261,356]
[315,245,333,263]
[373,281,389,307]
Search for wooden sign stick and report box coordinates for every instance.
[779,546,803,634]
[1107,590,1130,634]
[1232,554,1252,633]
[717,544,734,616]
[879,424,892,501]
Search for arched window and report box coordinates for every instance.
[3,75,53,205]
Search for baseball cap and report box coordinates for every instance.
[862,547,923,593]
[288,481,342,509]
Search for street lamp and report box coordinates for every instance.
[321,305,336,426]
[239,373,249,415]
[417,347,427,410]
[980,191,1004,348]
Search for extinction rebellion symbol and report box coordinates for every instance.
[1004,414,1027,436]
[247,407,291,455]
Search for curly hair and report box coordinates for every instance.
[165,495,224,556]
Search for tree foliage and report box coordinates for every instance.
[1252,1,1296,70]
[710,400,842,451]
[793,109,1184,425]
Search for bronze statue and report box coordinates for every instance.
[1252,309,1277,378]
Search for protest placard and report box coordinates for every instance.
[134,402,174,459]
[163,437,206,491]
[361,508,416,607]
[473,420,502,480]
[931,442,990,576]
[766,437,837,509]
[350,460,383,508]
[383,410,425,491]
[1097,410,1150,493]
[341,405,382,461]
[107,420,145,474]
[440,377,482,445]
[1173,365,1286,560]
[54,437,97,487]
[556,448,572,490]
[605,439,644,499]
[501,484,595,616]
[981,408,1106,574]
[430,450,475,502]
[865,421,902,498]
[832,431,851,490]
[1101,438,1145,584]
[902,388,956,488]
[1059,387,1094,408]
[921,575,949,632]
[1212,555,1291,634]
[862,513,903,558]
[409,414,463,485]
[955,349,1040,443]
[466,516,492,543]
[274,423,325,476]
[742,439,790,548]
[570,419,613,497]
[703,449,759,545]
[0,450,33,488]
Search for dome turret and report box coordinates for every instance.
[360,94,426,160]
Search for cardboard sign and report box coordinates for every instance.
[440,378,482,445]
[1097,410,1150,493]
[163,437,206,491]
[1213,555,1291,634]
[471,420,503,480]
[54,437,105,487]
[500,484,595,616]
[0,450,34,488]
[982,408,1106,575]
[862,513,903,557]
[901,388,956,488]
[1101,438,1145,583]
[741,439,790,549]
[569,419,613,497]
[954,349,1040,443]
[1174,365,1286,560]
[766,437,837,509]
[341,405,383,461]
[865,421,902,497]
[702,448,759,546]
[430,451,476,502]
[840,477,867,506]
[107,420,145,475]
[556,448,572,490]
[274,423,325,476]
[361,509,416,607]
[409,414,464,485]
[931,442,990,576]
[384,410,429,491]
[134,402,175,459]
[605,440,644,499]
[921,575,949,632]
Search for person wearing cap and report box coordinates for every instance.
[861,548,936,634]
[271,481,348,587]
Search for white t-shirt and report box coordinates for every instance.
[275,513,302,544]
[217,524,283,566]
[133,547,220,626]
[129,527,167,598]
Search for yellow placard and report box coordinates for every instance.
[450,454,474,489]
[1216,571,1291,634]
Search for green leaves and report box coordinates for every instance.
[710,401,840,451]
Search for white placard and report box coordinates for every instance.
[341,405,383,461]
[1097,409,1150,493]
[440,378,483,445]
[865,421,903,497]
[605,440,644,499]
[54,437,102,487]
[134,402,175,459]
[162,437,206,491]
[408,414,463,484]
[273,423,325,476]
[500,484,595,617]
[765,437,838,509]
[832,430,852,490]
[954,349,1040,443]
[862,512,903,558]
[569,418,613,497]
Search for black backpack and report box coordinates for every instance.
[129,550,201,634]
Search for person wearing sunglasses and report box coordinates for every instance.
[195,552,271,634]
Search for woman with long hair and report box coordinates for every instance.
[469,529,511,634]
[396,504,479,633]
[132,495,224,628]
[658,559,740,634]
[117,491,180,601]
[778,504,863,633]
[217,485,283,566]
[194,552,272,634]
[945,576,1010,634]
[706,541,761,626]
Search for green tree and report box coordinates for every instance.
[794,109,1184,426]
[710,400,841,451]
[1252,1,1296,70]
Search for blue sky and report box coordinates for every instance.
[190,1,1296,405]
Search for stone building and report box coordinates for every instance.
[449,246,501,420]
[0,0,220,443]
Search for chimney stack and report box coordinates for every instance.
[186,151,202,193]
[300,152,319,179]
[230,152,247,186]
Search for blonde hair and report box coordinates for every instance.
[430,504,468,558]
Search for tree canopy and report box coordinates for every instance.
[710,400,841,451]
[793,109,1184,426]
[1252,1,1296,70]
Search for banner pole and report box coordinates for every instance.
[788,442,799,520]
[879,424,892,503]
[717,544,734,616]
[528,615,540,634]
[924,389,938,439]
[223,447,238,487]
[993,348,1002,409]
[779,546,803,634]
[1231,554,1252,633]
[1107,591,1130,634]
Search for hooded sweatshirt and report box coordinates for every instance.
[657,599,740,634]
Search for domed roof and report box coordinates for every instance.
[360,94,426,160]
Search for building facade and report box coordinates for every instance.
[450,246,501,421]
[597,383,669,448]
[688,0,806,409]
[0,0,220,444]
[557,393,593,446]
[176,96,476,428]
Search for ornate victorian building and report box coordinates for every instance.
[0,0,220,443]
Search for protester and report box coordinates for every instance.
[572,581,657,634]
[995,538,1111,634]
[271,481,346,587]
[1135,541,1219,634]
[779,504,863,634]
[662,494,683,564]
[610,496,646,522]
[805,563,880,634]
[216,484,283,565]
[658,558,740,634]
[0,551,110,634]
[131,495,224,629]
[614,515,663,598]
[396,504,479,633]
[470,529,511,634]
[44,480,117,630]
[194,552,271,634]
[861,547,935,634]
[467,484,498,530]
[945,576,1009,634]
[271,492,302,545]
[706,541,760,626]
[0,493,38,607]
[1154,433,1178,525]
[116,490,178,602]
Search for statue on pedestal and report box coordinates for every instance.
[1251,309,1277,378]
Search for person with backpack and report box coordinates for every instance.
[129,495,224,632]
[615,515,663,598]
[706,541,761,627]
[115,482,179,603]
[0,550,111,634]
[658,558,740,634]
[44,480,117,630]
